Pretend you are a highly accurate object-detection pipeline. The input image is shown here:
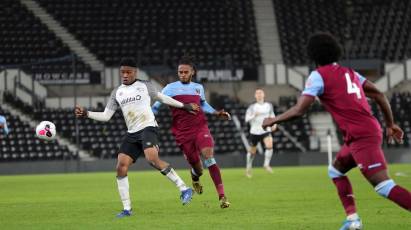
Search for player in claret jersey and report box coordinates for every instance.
[152,55,231,208]
[262,32,411,229]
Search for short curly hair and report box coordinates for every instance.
[120,57,137,68]
[306,32,342,66]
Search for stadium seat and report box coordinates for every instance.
[273,0,411,64]
[36,0,261,68]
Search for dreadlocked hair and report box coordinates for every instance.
[178,54,197,76]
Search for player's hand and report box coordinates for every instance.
[386,124,404,144]
[262,117,275,129]
[214,110,231,120]
[271,124,278,132]
[182,103,199,114]
[75,105,88,118]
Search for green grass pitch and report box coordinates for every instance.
[0,164,410,229]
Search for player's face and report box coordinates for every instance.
[255,89,265,102]
[178,64,194,84]
[120,66,137,85]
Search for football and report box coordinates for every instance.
[35,121,57,141]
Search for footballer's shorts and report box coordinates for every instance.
[336,135,387,178]
[249,132,271,147]
[175,125,214,166]
[118,126,159,163]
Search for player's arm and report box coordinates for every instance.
[146,81,198,113]
[262,96,314,128]
[155,92,199,113]
[263,71,322,129]
[75,106,115,122]
[245,105,257,122]
[152,101,162,115]
[199,85,230,120]
[269,103,278,132]
[74,89,117,122]
[362,80,403,143]
[151,84,169,115]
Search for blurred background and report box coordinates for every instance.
[0,0,410,174]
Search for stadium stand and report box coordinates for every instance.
[273,0,411,65]
[273,0,347,65]
[0,105,77,162]
[371,92,411,147]
[291,92,411,148]
[36,0,261,68]
[216,94,311,152]
[0,0,91,73]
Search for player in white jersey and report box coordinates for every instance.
[75,58,199,218]
[245,88,277,178]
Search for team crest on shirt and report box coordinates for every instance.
[195,88,201,95]
[119,91,123,96]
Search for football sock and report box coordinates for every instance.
[387,185,411,211]
[191,168,200,181]
[208,164,225,198]
[347,213,359,221]
[246,152,254,170]
[161,166,189,192]
[332,176,357,215]
[116,176,131,211]
[263,149,273,167]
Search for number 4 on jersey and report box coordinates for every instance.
[345,73,361,99]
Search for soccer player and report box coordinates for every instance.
[0,115,9,136]
[152,56,231,208]
[245,88,277,178]
[75,58,199,218]
[262,32,411,229]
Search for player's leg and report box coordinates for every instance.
[115,152,134,217]
[190,161,204,195]
[197,127,229,208]
[329,144,361,229]
[351,137,411,212]
[178,140,203,194]
[201,146,230,208]
[366,170,411,211]
[262,134,274,173]
[142,127,192,205]
[144,146,193,205]
[246,134,259,178]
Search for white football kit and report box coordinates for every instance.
[245,102,275,135]
[88,80,184,133]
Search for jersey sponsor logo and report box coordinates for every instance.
[120,95,142,105]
